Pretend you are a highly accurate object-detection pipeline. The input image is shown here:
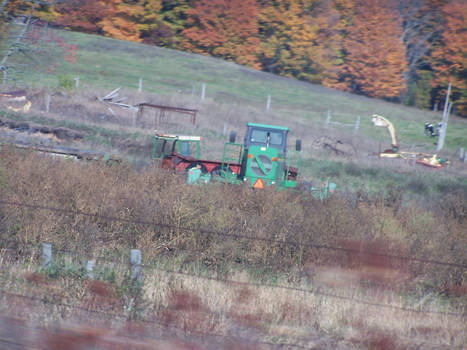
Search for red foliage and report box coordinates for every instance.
[55,0,110,34]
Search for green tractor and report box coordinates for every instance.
[152,122,335,196]
[226,122,302,189]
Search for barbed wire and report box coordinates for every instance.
[0,241,413,291]
[1,199,466,269]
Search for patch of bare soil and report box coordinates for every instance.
[0,117,85,142]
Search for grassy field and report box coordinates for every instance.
[2,26,466,198]
[5,25,467,154]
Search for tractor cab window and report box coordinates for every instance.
[154,138,175,158]
[177,140,199,158]
[180,141,190,156]
[269,132,283,146]
[250,129,283,148]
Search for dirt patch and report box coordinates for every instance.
[0,117,84,142]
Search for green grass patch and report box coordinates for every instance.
[4,26,466,152]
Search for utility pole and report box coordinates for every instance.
[436,82,451,153]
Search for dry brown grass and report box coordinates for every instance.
[1,147,465,283]
[0,144,466,348]
[0,253,465,349]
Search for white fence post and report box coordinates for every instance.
[138,78,143,93]
[458,148,465,161]
[201,83,206,100]
[325,110,331,128]
[354,116,360,133]
[266,95,271,111]
[42,243,52,268]
[130,249,142,281]
[74,76,79,88]
[45,94,50,113]
[86,260,94,279]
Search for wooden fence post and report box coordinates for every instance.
[130,249,142,281]
[42,243,52,268]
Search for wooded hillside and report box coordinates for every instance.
[1,0,466,116]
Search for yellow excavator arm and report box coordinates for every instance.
[371,114,398,152]
[370,114,449,168]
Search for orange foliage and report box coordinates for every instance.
[99,0,143,42]
[258,0,341,83]
[181,0,260,69]
[55,0,109,34]
[335,0,407,99]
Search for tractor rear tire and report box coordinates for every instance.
[186,162,208,174]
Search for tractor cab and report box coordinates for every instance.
[222,122,301,189]
[152,133,201,160]
[244,123,289,156]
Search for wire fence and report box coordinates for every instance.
[1,242,465,318]
[0,196,466,350]
[1,199,466,269]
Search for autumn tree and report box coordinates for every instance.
[160,0,190,34]
[336,0,407,99]
[181,0,260,69]
[257,0,341,84]
[54,0,110,34]
[139,0,176,47]
[142,0,191,47]
[430,0,467,116]
[99,0,143,42]
[395,0,446,106]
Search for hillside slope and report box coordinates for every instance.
[2,26,467,190]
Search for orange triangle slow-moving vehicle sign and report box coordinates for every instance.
[253,178,264,189]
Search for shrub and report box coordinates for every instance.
[57,74,74,91]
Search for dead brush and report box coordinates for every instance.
[1,146,465,290]
[1,147,467,348]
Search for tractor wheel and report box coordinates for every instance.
[186,162,208,174]
[210,165,234,177]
